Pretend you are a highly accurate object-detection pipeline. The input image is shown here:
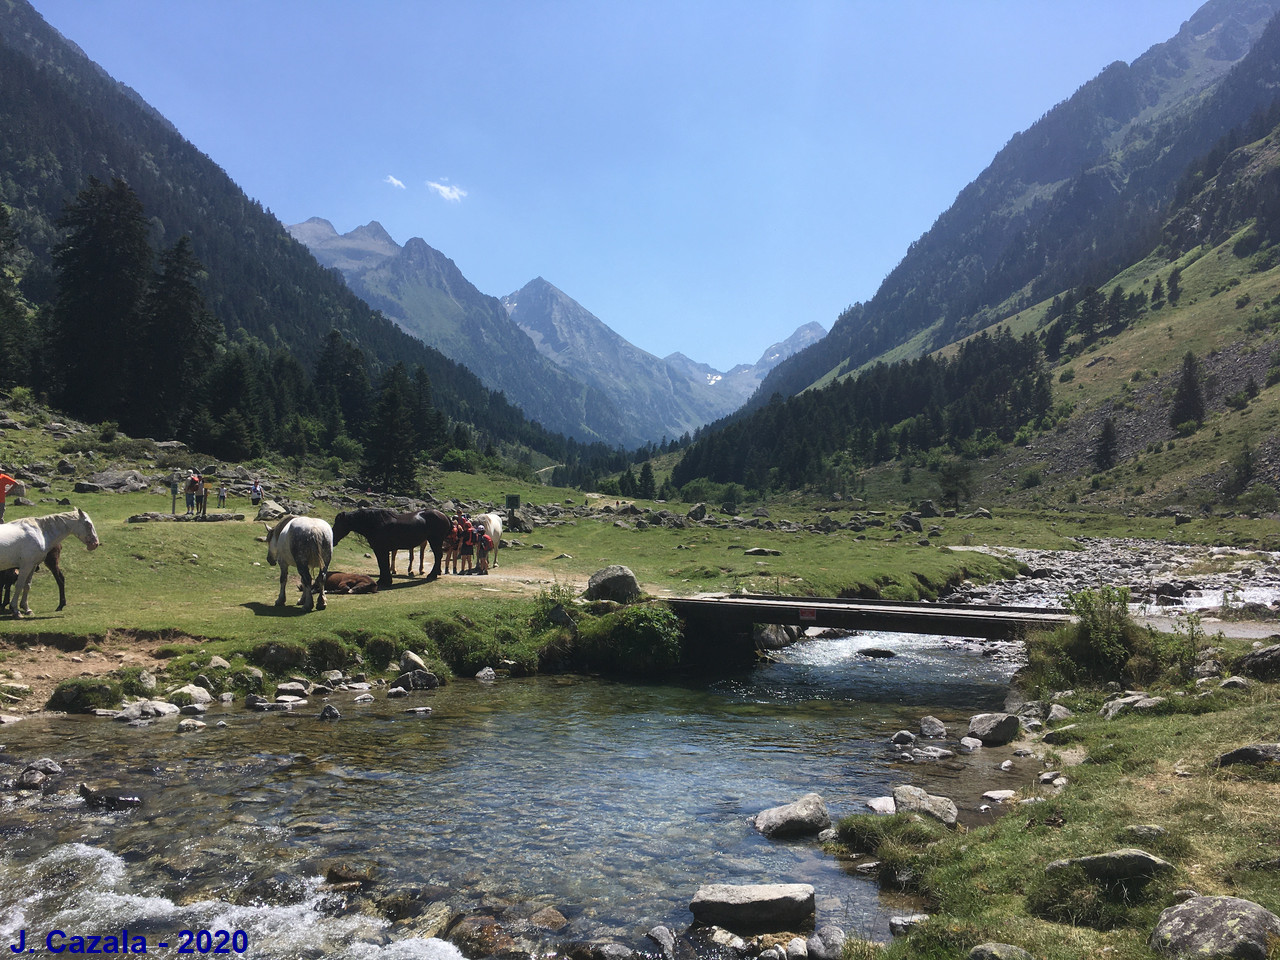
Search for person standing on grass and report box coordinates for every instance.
[217,483,227,509]
[183,472,200,516]
[476,523,493,575]
[0,471,19,522]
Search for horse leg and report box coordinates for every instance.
[276,563,289,607]
[425,535,443,582]
[376,550,393,589]
[13,561,37,617]
[313,562,327,611]
[45,549,66,611]
[298,563,314,612]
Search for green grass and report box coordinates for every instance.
[837,687,1280,960]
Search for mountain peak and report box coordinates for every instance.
[288,217,339,244]
[350,220,398,248]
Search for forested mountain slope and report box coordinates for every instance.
[0,0,579,456]
[670,97,1280,511]
[751,0,1280,408]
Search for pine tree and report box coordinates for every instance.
[1169,351,1204,431]
[619,467,637,497]
[137,236,220,437]
[50,177,152,420]
[0,205,33,389]
[1095,417,1118,471]
[638,462,656,500]
[363,364,419,492]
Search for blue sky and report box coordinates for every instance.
[32,0,1206,371]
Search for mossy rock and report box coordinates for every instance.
[248,641,309,673]
[46,678,123,713]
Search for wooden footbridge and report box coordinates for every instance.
[668,593,1071,664]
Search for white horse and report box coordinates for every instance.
[265,515,333,612]
[0,508,99,617]
[475,511,504,568]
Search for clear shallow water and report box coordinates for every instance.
[0,632,1020,957]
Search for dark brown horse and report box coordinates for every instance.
[331,508,452,587]
[0,543,66,611]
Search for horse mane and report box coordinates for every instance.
[268,514,298,536]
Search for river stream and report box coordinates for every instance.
[0,631,1023,958]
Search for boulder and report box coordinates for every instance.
[448,915,517,957]
[919,715,947,738]
[753,793,831,838]
[689,883,815,932]
[391,669,440,692]
[1042,723,1078,744]
[968,945,1035,960]
[1236,643,1280,680]
[256,499,289,521]
[400,650,429,673]
[755,623,801,650]
[584,565,641,603]
[686,503,708,522]
[891,785,957,826]
[506,507,536,534]
[968,712,1020,746]
[1215,743,1280,767]
[1150,895,1280,959]
[115,699,180,721]
[78,783,143,811]
[170,683,213,706]
[1045,848,1174,882]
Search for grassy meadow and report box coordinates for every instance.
[5,406,1280,960]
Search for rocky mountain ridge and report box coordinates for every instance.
[291,219,822,446]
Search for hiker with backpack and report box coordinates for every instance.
[476,522,493,575]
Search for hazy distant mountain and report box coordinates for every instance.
[293,220,823,444]
[663,321,826,399]
[290,218,632,445]
[503,278,825,440]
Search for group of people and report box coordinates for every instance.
[182,473,262,516]
[444,511,493,576]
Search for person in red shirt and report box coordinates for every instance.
[0,472,20,523]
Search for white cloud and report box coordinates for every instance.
[383,174,406,189]
[426,180,468,202]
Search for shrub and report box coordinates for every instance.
[308,636,352,673]
[1066,586,1136,676]
[1239,483,1279,513]
[363,636,400,671]
[116,666,156,698]
[574,604,683,677]
[248,640,309,674]
[6,386,36,411]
